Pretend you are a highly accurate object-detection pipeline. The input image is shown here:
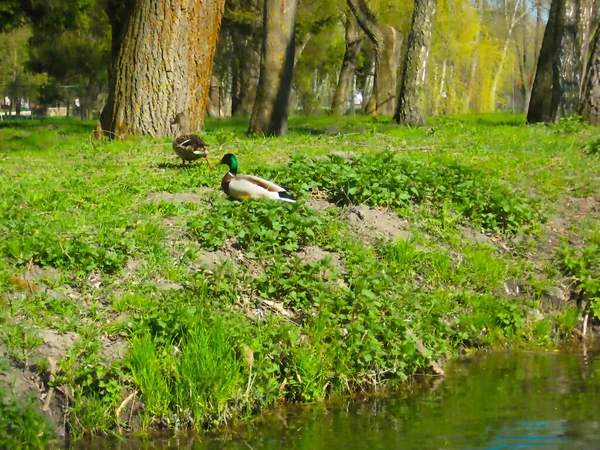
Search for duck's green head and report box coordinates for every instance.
[220,153,238,175]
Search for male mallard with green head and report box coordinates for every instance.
[219,154,296,202]
[171,112,212,167]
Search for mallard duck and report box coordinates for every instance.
[171,112,212,167]
[219,154,296,202]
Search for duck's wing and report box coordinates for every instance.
[173,134,208,149]
[235,174,287,193]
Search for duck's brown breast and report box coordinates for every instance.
[221,172,233,195]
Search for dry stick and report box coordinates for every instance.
[116,391,136,432]
[42,357,57,412]
[405,329,446,376]
[582,313,589,339]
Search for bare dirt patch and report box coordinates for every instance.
[564,195,599,217]
[297,246,346,273]
[314,151,356,160]
[146,189,215,204]
[458,225,495,246]
[31,329,80,361]
[305,196,336,211]
[342,205,412,243]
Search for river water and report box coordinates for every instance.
[72,350,600,449]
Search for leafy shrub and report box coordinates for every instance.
[0,361,55,449]
[260,152,544,234]
[557,234,600,319]
[188,198,328,253]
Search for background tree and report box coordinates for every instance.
[347,0,403,115]
[527,0,588,123]
[0,26,47,116]
[579,23,600,125]
[331,13,364,115]
[214,0,263,117]
[395,0,437,125]
[248,0,298,136]
[27,0,110,119]
[101,0,226,137]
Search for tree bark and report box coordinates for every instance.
[331,15,363,115]
[578,0,596,91]
[100,0,225,137]
[248,0,298,136]
[206,74,222,117]
[395,0,437,126]
[231,33,261,117]
[528,0,582,123]
[579,24,600,125]
[347,0,402,116]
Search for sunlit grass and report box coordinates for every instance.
[0,114,599,441]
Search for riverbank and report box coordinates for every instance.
[1,114,599,447]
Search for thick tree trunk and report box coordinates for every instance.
[347,0,402,116]
[528,0,582,123]
[528,0,560,123]
[395,0,437,126]
[331,15,363,115]
[101,0,225,137]
[248,0,298,136]
[579,25,600,125]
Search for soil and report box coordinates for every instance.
[343,205,413,243]
[146,191,210,204]
[297,246,346,273]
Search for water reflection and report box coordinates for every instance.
[68,351,600,449]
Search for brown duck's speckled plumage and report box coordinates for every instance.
[171,112,211,166]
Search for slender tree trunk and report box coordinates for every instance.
[579,24,600,125]
[361,53,376,113]
[331,15,363,115]
[432,59,446,115]
[248,0,298,136]
[206,74,222,117]
[101,0,225,137]
[528,0,582,123]
[395,0,437,126]
[578,0,596,93]
[490,0,527,110]
[232,35,261,117]
[347,0,402,116]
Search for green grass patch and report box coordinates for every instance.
[0,114,598,441]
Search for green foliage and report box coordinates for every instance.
[267,152,544,234]
[557,232,600,319]
[1,115,598,442]
[0,379,55,449]
[188,198,329,253]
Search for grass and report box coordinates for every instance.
[0,113,599,444]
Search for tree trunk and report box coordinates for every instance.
[528,0,582,123]
[248,0,298,136]
[206,74,222,117]
[490,0,527,110]
[579,24,600,125]
[578,0,596,93]
[331,15,363,115]
[347,0,402,116]
[232,33,261,117]
[395,0,437,126]
[100,0,225,137]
